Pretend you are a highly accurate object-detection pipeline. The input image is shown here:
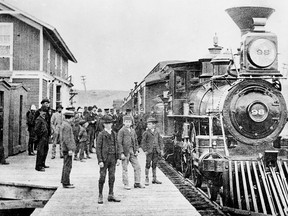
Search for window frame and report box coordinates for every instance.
[0,22,13,70]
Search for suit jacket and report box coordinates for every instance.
[141,129,164,154]
[60,120,76,152]
[34,116,49,142]
[96,130,120,163]
[117,126,139,156]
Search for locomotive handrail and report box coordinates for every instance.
[167,114,217,119]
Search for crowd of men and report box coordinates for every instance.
[23,98,164,202]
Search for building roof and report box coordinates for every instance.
[0,0,77,63]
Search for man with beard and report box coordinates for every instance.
[34,107,49,172]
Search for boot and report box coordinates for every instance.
[108,194,121,202]
[145,168,149,186]
[152,168,162,184]
[134,183,145,188]
[98,194,103,204]
[98,183,104,204]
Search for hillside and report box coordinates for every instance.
[73,89,129,109]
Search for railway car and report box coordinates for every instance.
[122,6,288,216]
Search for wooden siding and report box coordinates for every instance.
[12,78,39,108]
[9,87,28,155]
[43,36,49,73]
[0,84,11,158]
[42,79,47,99]
[62,59,68,79]
[0,14,40,71]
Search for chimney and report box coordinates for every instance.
[225,6,275,36]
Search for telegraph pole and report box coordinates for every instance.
[81,75,87,92]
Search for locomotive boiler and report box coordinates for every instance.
[159,6,288,215]
[122,5,288,216]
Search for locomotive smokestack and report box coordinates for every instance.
[225,6,275,35]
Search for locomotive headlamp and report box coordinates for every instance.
[248,38,277,68]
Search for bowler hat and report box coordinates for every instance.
[104,108,109,112]
[97,108,102,112]
[147,117,157,123]
[63,110,74,117]
[88,106,93,111]
[102,115,114,124]
[41,98,50,104]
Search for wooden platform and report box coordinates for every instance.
[0,145,200,216]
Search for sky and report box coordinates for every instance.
[5,0,288,91]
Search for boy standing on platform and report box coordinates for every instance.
[141,117,164,186]
[96,115,121,204]
[60,110,76,188]
[77,120,88,162]
[118,116,144,190]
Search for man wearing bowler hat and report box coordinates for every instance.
[96,115,121,204]
[51,104,64,159]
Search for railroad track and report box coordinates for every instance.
[158,159,228,216]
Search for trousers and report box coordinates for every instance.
[61,152,73,185]
[122,148,141,185]
[99,154,116,195]
[146,148,159,169]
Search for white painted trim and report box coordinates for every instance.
[39,77,43,107]
[39,26,43,71]
[143,85,146,113]
[53,83,57,109]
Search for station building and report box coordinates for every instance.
[0,0,77,110]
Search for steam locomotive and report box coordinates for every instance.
[122,6,288,215]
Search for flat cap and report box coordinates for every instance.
[102,115,114,124]
[147,117,157,123]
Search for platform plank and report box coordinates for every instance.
[0,144,200,216]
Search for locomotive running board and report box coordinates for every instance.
[223,160,288,216]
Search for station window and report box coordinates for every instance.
[56,85,61,107]
[0,23,13,70]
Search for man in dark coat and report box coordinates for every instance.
[84,106,96,154]
[34,107,49,172]
[141,117,164,185]
[96,115,121,204]
[34,98,52,166]
[113,109,123,133]
[26,104,37,155]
